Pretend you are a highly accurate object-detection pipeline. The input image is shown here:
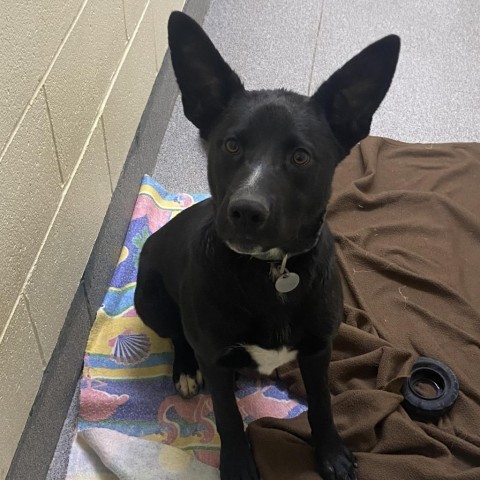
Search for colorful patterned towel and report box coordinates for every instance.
[66,175,306,479]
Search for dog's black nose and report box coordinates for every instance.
[228,196,269,231]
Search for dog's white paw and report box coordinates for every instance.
[175,370,203,398]
[196,369,204,387]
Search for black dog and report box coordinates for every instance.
[135,11,400,480]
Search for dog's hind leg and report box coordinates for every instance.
[134,270,202,398]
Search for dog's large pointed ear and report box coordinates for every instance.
[311,35,400,152]
[168,12,244,137]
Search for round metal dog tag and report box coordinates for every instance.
[275,272,300,293]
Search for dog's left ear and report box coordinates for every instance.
[168,12,244,138]
[311,35,400,153]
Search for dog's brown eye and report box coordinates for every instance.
[292,149,310,166]
[225,138,240,154]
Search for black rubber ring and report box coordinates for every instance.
[401,356,459,423]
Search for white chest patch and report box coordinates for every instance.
[244,345,298,375]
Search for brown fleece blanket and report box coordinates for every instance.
[247,137,480,480]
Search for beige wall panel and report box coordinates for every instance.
[0,297,44,478]
[152,0,185,70]
[103,9,157,188]
[0,91,61,331]
[45,0,126,181]
[25,126,111,360]
[123,0,149,39]
[0,0,83,152]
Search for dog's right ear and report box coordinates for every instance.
[168,12,244,138]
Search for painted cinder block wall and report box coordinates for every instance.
[0,0,184,476]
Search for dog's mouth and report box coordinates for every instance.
[225,241,284,260]
[223,219,325,260]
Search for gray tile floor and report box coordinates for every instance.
[154,0,480,193]
[48,1,479,478]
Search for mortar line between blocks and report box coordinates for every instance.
[100,117,114,194]
[23,293,47,368]
[43,86,65,185]
[122,0,130,41]
[152,8,160,73]
[308,0,326,96]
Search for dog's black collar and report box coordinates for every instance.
[264,210,327,263]
[287,215,327,260]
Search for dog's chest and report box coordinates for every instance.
[244,345,298,375]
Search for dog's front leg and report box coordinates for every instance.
[199,359,259,480]
[299,344,357,480]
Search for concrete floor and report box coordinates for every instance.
[48,0,480,478]
[154,0,480,193]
